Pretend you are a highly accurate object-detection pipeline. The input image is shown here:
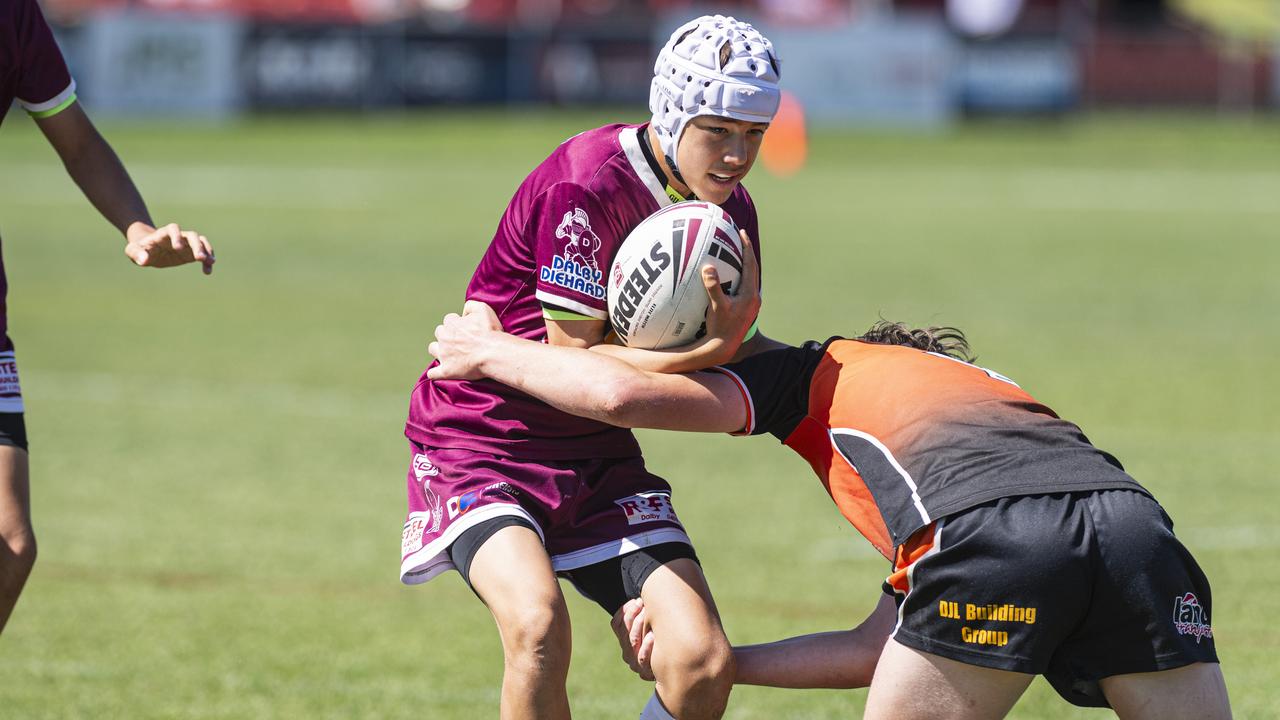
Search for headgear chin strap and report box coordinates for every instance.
[649,15,782,183]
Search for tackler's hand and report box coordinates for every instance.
[427,302,504,381]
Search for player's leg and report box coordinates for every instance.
[636,556,734,720]
[398,446,576,719]
[0,442,34,634]
[1100,662,1231,720]
[465,522,573,720]
[864,637,1033,720]
[553,455,734,720]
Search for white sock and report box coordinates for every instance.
[639,690,676,720]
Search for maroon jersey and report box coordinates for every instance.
[714,339,1146,559]
[1,0,76,128]
[407,123,763,459]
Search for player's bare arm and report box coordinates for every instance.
[619,594,894,690]
[430,301,748,434]
[35,102,215,275]
[731,593,895,689]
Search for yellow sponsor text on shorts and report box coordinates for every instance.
[966,602,1036,624]
[961,626,1010,647]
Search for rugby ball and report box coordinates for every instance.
[607,201,746,349]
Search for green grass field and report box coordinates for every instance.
[0,110,1277,718]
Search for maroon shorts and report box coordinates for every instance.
[399,443,692,585]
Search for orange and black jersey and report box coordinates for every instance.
[711,338,1148,559]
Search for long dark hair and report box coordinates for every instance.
[857,320,976,363]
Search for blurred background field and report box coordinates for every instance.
[0,109,1277,718]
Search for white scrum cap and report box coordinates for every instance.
[649,15,782,179]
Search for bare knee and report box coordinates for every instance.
[0,527,37,585]
[495,600,572,676]
[655,633,736,718]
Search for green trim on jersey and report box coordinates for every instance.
[28,93,77,119]
[542,305,596,322]
[744,319,760,341]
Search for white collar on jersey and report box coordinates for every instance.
[619,127,675,209]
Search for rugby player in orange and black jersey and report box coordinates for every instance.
[706,334,1219,707]
[425,306,1229,718]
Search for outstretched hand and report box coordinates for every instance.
[702,229,761,347]
[427,301,504,381]
[124,222,215,275]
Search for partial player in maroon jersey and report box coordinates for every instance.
[0,0,215,635]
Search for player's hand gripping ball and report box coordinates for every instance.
[606,201,746,349]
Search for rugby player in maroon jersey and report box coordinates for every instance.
[425,263,1231,719]
[400,15,783,720]
[1,0,215,635]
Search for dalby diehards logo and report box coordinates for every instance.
[615,492,681,526]
[541,207,605,299]
[1173,592,1212,643]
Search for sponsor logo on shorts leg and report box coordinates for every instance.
[615,492,680,526]
[402,511,433,557]
[1172,592,1213,643]
[447,491,480,520]
[940,598,1037,649]
[938,599,1037,625]
[965,602,1037,624]
[412,454,440,478]
[961,627,1010,647]
[411,453,444,534]
[0,351,23,411]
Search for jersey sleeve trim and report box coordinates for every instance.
[705,366,755,436]
[533,290,608,321]
[21,80,76,117]
[542,304,596,322]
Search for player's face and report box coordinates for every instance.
[676,116,768,204]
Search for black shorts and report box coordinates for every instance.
[448,515,699,615]
[0,412,28,451]
[885,489,1218,708]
